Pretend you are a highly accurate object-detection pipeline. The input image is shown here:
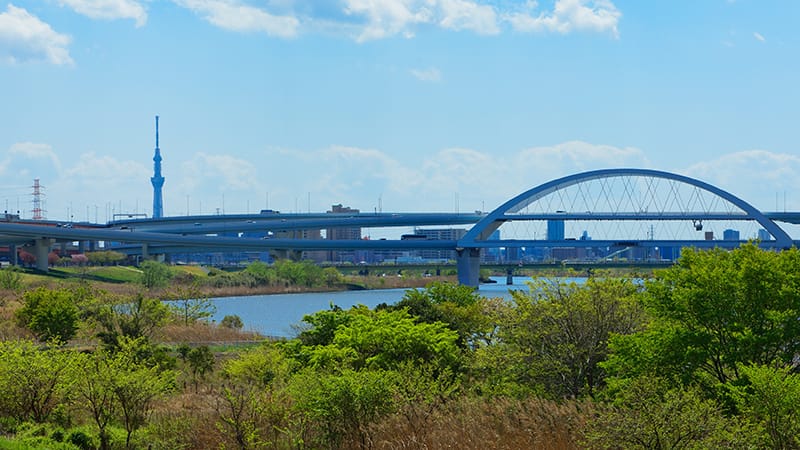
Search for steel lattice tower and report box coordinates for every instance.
[151,116,165,219]
[31,178,45,220]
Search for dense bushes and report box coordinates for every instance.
[2,244,800,448]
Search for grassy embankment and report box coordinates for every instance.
[6,264,454,296]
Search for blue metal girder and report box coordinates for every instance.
[459,168,794,248]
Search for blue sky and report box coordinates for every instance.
[1,0,799,234]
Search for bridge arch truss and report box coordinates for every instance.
[456,168,793,285]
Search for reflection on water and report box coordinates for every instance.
[210,276,575,337]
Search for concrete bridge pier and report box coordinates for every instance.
[9,244,17,266]
[456,247,481,288]
[34,238,53,271]
[142,243,149,260]
[506,268,514,285]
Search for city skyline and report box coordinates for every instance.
[2,1,799,238]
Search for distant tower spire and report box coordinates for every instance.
[150,115,165,218]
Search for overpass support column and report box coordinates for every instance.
[9,244,17,266]
[456,248,481,288]
[34,238,53,271]
[141,243,149,260]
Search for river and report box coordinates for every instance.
[210,276,537,338]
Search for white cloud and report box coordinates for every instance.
[339,0,619,42]
[173,0,299,37]
[343,0,501,41]
[6,142,63,174]
[684,150,800,211]
[437,0,499,35]
[179,153,261,192]
[410,67,441,82]
[0,4,72,65]
[251,141,648,214]
[59,0,147,27]
[514,140,648,175]
[753,31,765,42]
[343,0,432,42]
[62,152,147,181]
[506,0,621,38]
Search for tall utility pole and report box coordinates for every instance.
[151,116,165,218]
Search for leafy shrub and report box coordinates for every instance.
[66,429,96,450]
[0,266,23,290]
[15,288,79,342]
[220,314,243,330]
[138,260,172,288]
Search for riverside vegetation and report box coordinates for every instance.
[1,244,800,448]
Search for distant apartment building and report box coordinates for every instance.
[410,227,467,261]
[327,204,361,263]
[272,228,326,262]
[547,217,565,241]
[482,230,502,263]
[723,229,740,241]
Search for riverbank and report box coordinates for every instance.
[0,265,457,300]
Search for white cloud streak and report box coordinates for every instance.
[410,67,442,82]
[258,141,648,213]
[173,0,300,37]
[506,0,621,38]
[0,4,72,65]
[684,150,800,211]
[59,0,148,27]
[437,0,499,35]
[21,0,621,44]
[341,0,617,42]
[178,153,261,192]
[7,142,63,173]
[753,31,765,42]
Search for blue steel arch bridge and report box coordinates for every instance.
[1,168,798,287]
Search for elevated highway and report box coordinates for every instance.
[2,168,799,286]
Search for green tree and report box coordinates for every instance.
[94,293,170,350]
[138,260,172,288]
[220,314,244,330]
[606,244,800,387]
[0,340,77,423]
[298,307,461,372]
[322,266,342,287]
[394,282,493,348]
[165,287,216,325]
[290,369,396,449]
[478,276,645,398]
[292,304,351,348]
[112,338,175,448]
[585,376,747,449]
[243,260,276,286]
[186,346,214,393]
[223,342,294,388]
[729,364,800,449]
[15,287,80,342]
[72,338,174,450]
[216,344,295,449]
[274,259,323,287]
[86,250,125,266]
[71,352,118,450]
[0,265,23,290]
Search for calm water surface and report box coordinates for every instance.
[210,276,553,337]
